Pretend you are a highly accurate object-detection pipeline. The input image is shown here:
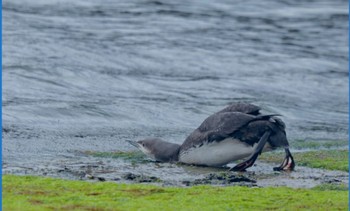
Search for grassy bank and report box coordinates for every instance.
[260,149,349,172]
[3,175,348,211]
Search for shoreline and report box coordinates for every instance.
[3,144,349,188]
[3,141,348,209]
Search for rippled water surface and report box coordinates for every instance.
[3,0,349,176]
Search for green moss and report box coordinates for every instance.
[3,175,349,211]
[291,140,348,150]
[83,150,147,164]
[260,150,349,172]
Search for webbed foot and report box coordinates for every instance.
[273,148,295,171]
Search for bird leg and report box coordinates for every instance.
[273,148,295,171]
[229,131,271,171]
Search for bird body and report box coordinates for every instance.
[128,103,295,171]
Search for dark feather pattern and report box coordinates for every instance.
[180,103,288,153]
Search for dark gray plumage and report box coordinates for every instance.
[128,138,180,162]
[179,112,285,152]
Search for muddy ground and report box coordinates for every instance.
[3,150,348,188]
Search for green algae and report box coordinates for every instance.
[260,149,349,172]
[3,175,349,211]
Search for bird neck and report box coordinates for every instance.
[152,141,181,162]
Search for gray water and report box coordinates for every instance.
[3,0,349,177]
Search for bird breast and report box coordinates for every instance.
[179,138,272,167]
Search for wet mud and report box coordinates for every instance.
[3,150,348,188]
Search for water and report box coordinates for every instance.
[3,0,348,178]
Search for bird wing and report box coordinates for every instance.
[198,112,255,134]
[180,108,286,152]
[180,112,256,152]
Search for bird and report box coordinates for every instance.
[127,103,295,171]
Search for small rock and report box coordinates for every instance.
[181,172,256,186]
[97,177,106,182]
[122,173,137,180]
[85,174,95,179]
[122,173,161,183]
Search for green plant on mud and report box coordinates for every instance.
[260,149,348,172]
